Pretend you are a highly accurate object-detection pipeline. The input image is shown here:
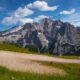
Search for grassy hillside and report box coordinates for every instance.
[0,42,36,54]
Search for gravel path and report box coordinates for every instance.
[0,51,80,75]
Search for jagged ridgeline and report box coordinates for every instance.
[0,18,80,56]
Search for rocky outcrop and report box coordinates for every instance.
[0,18,80,55]
[42,18,80,55]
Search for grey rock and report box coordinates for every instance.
[0,18,80,55]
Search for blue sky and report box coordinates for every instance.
[0,0,80,31]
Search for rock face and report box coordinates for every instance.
[0,18,80,55]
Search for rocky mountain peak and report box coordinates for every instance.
[0,18,80,56]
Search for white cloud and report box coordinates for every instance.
[2,17,34,25]
[2,6,34,25]
[14,7,34,18]
[34,15,49,22]
[60,9,75,15]
[27,1,58,11]
[61,13,80,26]
[19,15,49,24]
[2,17,17,25]
[2,1,58,25]
[19,18,34,24]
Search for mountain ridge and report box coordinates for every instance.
[0,18,80,56]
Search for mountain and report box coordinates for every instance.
[0,18,80,56]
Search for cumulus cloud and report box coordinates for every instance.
[2,6,34,25]
[19,15,49,24]
[27,1,58,11]
[61,13,80,26]
[2,17,17,25]
[60,9,75,15]
[2,1,58,25]
[34,15,49,22]
[13,7,34,18]
[19,18,34,24]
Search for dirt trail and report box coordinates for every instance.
[0,51,80,76]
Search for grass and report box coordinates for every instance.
[0,42,54,56]
[58,56,80,59]
[0,66,67,80]
[0,42,36,54]
[33,60,80,80]
[0,42,80,59]
[0,61,80,80]
[0,43,80,80]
